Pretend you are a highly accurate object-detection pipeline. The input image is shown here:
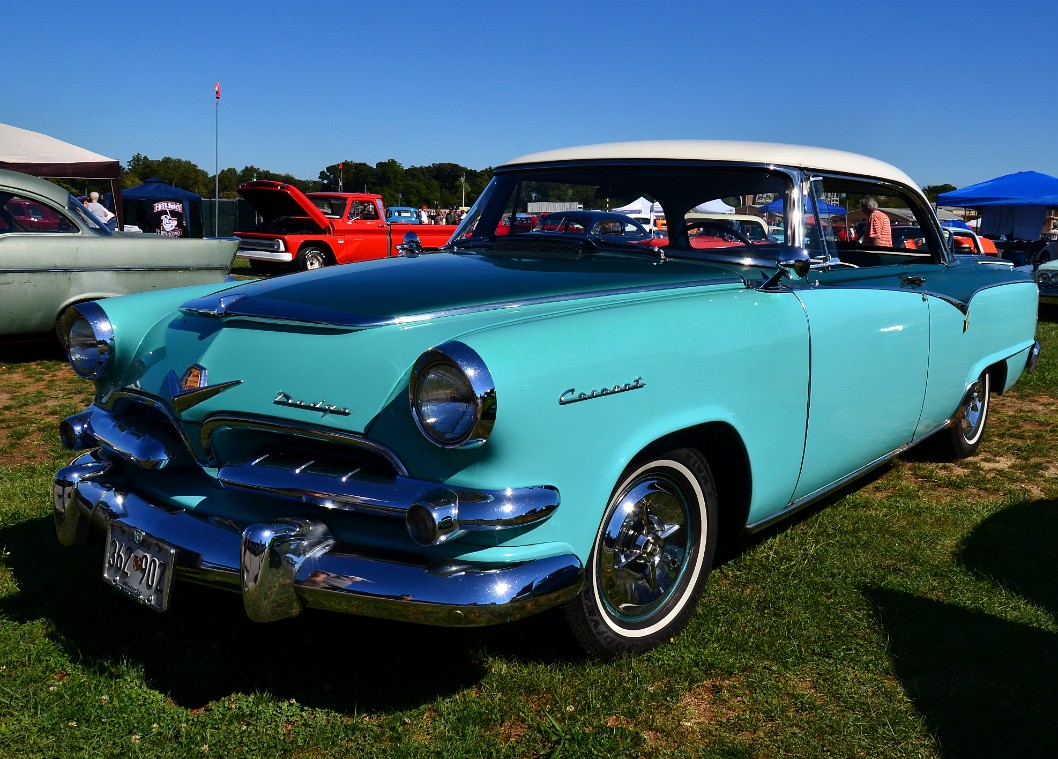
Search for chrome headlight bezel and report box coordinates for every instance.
[61,301,114,380]
[1037,271,1051,287]
[409,341,496,449]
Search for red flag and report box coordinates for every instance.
[214,81,220,100]
[339,162,343,169]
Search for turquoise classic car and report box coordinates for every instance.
[53,141,1041,658]
[0,169,237,338]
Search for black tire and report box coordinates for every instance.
[932,371,991,460]
[295,246,328,271]
[565,448,718,658]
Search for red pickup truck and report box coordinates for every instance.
[235,180,458,270]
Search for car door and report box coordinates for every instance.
[0,194,81,335]
[786,179,937,503]
[789,269,930,502]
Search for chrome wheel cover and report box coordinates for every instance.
[597,473,692,624]
[957,376,988,444]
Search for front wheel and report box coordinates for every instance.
[294,246,329,271]
[565,448,718,658]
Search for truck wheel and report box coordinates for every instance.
[295,247,328,271]
[565,448,718,658]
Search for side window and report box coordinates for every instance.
[1,194,77,234]
[812,177,940,267]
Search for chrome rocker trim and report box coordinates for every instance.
[54,453,583,627]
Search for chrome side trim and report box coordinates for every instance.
[0,265,230,274]
[53,457,583,627]
[745,445,908,534]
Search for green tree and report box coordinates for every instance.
[923,183,957,203]
[123,154,211,195]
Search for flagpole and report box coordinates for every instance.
[214,81,220,235]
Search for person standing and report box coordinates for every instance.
[859,196,892,247]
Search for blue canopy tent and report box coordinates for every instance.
[936,171,1058,241]
[118,177,204,238]
[761,197,846,215]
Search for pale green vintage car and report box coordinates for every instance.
[0,169,236,337]
[1036,258,1058,304]
[53,142,1041,658]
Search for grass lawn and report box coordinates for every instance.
[1,306,1056,758]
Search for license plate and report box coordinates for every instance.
[103,523,176,612]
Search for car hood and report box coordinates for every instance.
[180,250,749,329]
[237,181,330,230]
[110,251,751,446]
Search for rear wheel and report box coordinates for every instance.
[565,448,717,658]
[295,246,328,271]
[932,371,991,460]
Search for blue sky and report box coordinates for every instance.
[5,0,1057,189]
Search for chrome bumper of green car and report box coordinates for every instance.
[53,452,583,626]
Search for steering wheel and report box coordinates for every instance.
[683,220,755,247]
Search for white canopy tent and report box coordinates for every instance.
[612,195,736,217]
[0,123,124,224]
[692,198,736,213]
[612,196,665,217]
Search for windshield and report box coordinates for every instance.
[67,195,113,236]
[451,163,790,263]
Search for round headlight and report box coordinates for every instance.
[1037,271,1051,286]
[410,342,495,449]
[61,302,113,380]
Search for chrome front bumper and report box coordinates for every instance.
[54,454,583,626]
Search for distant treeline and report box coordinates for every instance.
[63,154,494,211]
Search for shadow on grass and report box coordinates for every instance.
[0,336,65,363]
[0,515,581,713]
[866,499,1058,758]
[1038,301,1058,324]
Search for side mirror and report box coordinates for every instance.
[777,245,811,278]
[396,231,423,257]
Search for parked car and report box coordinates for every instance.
[385,206,421,224]
[533,210,655,243]
[682,212,773,247]
[53,141,1040,658]
[1036,258,1058,303]
[892,224,1001,257]
[493,213,539,235]
[0,169,237,338]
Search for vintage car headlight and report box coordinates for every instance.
[410,341,495,448]
[61,301,114,380]
[1037,271,1051,286]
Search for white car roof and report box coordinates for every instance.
[504,140,919,190]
